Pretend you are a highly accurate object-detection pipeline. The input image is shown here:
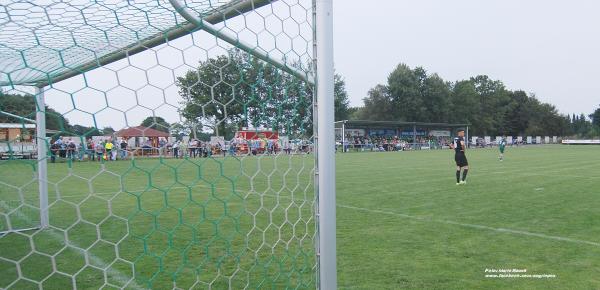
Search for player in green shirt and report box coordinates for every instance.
[498,137,506,161]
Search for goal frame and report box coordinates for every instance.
[3,0,337,288]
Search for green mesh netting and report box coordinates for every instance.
[0,0,317,289]
[0,0,279,86]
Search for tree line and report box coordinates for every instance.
[2,59,598,139]
[0,92,112,137]
[0,92,168,138]
[337,64,600,137]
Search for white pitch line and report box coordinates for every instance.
[0,201,144,290]
[339,204,600,248]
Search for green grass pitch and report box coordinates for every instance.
[1,145,599,289]
[337,145,600,290]
[0,154,317,289]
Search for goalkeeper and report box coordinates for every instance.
[450,130,469,185]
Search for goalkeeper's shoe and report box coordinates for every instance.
[460,180,467,185]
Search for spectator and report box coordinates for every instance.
[119,138,128,160]
[86,139,95,161]
[50,141,60,163]
[267,139,274,155]
[104,139,114,161]
[166,141,173,157]
[95,140,104,161]
[173,140,180,159]
[140,140,151,156]
[56,136,66,158]
[159,138,167,156]
[203,142,210,157]
[284,141,291,155]
[110,139,118,160]
[228,140,236,156]
[67,139,76,160]
[251,139,259,155]
[215,142,224,157]
[180,140,188,158]
[77,142,84,161]
[189,139,197,158]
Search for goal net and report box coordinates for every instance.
[0,0,334,289]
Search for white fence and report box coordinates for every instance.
[562,139,600,145]
[0,142,36,159]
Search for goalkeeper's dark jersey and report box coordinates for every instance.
[453,136,465,153]
[453,136,468,167]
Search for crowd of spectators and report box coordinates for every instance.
[43,133,534,163]
[49,136,221,163]
[48,135,312,163]
[339,135,451,152]
[49,136,129,163]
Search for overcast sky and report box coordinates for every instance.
[333,0,600,115]
[12,0,599,129]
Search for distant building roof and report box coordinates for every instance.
[0,123,36,129]
[115,126,169,138]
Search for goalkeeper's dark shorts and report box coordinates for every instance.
[455,152,468,167]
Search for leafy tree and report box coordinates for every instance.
[387,64,423,121]
[449,80,480,128]
[360,85,393,121]
[575,113,593,137]
[170,122,192,138]
[0,92,133,138]
[176,52,246,137]
[363,64,454,123]
[590,105,600,133]
[0,92,72,132]
[140,116,170,133]
[359,63,575,136]
[421,73,452,123]
[71,124,102,137]
[504,90,530,135]
[176,50,313,139]
[101,127,115,135]
[347,107,363,120]
[334,74,351,121]
[471,75,510,135]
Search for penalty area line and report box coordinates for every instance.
[339,204,600,248]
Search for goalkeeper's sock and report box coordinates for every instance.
[462,169,468,181]
[456,170,461,183]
